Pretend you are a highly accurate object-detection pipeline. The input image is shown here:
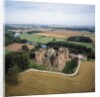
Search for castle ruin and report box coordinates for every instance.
[34,47,69,71]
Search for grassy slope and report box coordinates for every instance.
[6,61,95,96]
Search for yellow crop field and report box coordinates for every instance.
[34,30,94,39]
[6,61,95,96]
[34,30,83,38]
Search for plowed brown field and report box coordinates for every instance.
[5,43,34,52]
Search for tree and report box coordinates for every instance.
[29,52,35,59]
[47,41,94,58]
[5,52,30,72]
[67,36,92,43]
[62,59,78,74]
[21,45,29,52]
[5,32,22,46]
[21,39,28,43]
[6,65,19,85]
[15,37,22,43]
[52,38,56,42]
[5,32,14,46]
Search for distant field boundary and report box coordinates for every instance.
[21,59,81,77]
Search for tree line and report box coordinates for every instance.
[47,41,95,59]
[5,46,47,85]
[67,36,92,43]
[5,32,29,46]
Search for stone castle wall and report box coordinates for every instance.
[34,47,69,71]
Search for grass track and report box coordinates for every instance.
[6,61,95,96]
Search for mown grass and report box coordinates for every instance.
[29,60,47,70]
[6,61,95,96]
[20,33,65,44]
[20,33,94,51]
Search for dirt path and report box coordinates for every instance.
[21,59,81,77]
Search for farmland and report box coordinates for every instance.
[34,30,94,39]
[33,30,83,38]
[8,28,51,33]
[20,32,94,51]
[5,25,95,96]
[5,2,95,96]
[20,33,65,44]
[6,61,95,96]
[5,43,34,52]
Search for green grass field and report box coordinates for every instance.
[20,34,65,44]
[20,33,94,51]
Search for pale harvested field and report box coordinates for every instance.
[6,61,95,96]
[34,30,93,39]
[5,43,34,52]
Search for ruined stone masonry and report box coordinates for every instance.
[34,47,69,71]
